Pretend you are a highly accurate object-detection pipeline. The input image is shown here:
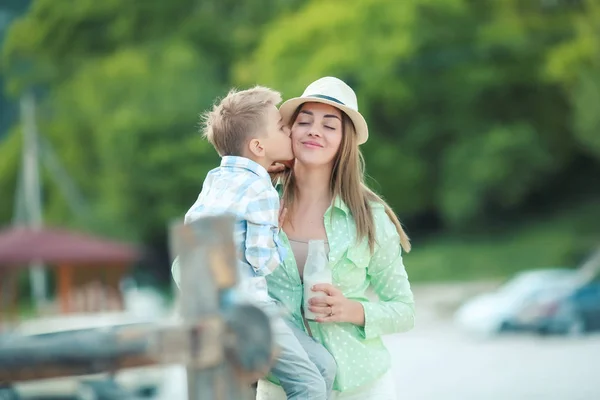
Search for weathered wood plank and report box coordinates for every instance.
[170,215,256,399]
[0,319,224,382]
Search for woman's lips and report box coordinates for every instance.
[302,141,323,148]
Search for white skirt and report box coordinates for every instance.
[256,369,397,400]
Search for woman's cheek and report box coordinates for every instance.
[291,139,302,153]
[290,126,304,140]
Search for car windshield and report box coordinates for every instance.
[498,269,575,298]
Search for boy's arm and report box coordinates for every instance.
[244,185,285,276]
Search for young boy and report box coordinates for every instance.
[173,86,336,399]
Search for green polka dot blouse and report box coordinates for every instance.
[267,197,415,392]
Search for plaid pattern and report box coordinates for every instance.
[185,156,285,298]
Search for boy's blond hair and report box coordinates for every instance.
[201,86,282,156]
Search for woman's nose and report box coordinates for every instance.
[307,127,321,137]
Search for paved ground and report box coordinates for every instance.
[386,316,600,400]
[157,281,600,399]
[11,282,600,399]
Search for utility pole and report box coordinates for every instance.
[19,90,46,308]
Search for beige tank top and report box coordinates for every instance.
[288,238,330,281]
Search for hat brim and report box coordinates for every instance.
[279,97,369,145]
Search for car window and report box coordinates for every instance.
[499,270,575,298]
[574,283,600,298]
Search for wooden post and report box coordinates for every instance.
[0,270,19,326]
[170,215,255,400]
[58,264,72,313]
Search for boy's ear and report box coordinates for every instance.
[248,138,265,158]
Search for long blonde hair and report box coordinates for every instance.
[280,106,411,253]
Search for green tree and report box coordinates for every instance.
[1,0,304,247]
[238,0,598,227]
[544,0,600,159]
[43,41,222,240]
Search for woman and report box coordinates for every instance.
[257,77,415,399]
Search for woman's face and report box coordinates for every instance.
[291,102,343,168]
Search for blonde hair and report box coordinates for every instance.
[280,106,411,254]
[201,86,282,156]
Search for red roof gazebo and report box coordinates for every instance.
[0,226,141,317]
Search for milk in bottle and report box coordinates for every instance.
[303,239,332,320]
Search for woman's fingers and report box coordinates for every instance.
[267,162,287,174]
[311,283,340,296]
[308,305,330,315]
[309,295,335,306]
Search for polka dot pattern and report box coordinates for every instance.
[266,201,415,393]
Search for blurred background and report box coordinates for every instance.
[1,0,599,399]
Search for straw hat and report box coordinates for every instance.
[279,77,369,145]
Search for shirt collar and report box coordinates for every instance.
[220,156,271,181]
[332,196,350,215]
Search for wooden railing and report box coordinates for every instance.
[0,215,274,399]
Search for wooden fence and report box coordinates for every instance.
[0,215,274,399]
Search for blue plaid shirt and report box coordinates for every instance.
[178,156,285,301]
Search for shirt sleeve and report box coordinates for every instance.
[244,183,286,276]
[358,208,415,339]
[183,174,212,225]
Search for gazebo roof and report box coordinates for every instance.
[0,226,140,267]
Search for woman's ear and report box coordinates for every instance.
[248,138,266,158]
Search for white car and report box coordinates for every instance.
[454,269,581,336]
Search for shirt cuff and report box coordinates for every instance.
[357,301,381,340]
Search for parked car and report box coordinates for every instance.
[454,268,582,336]
[537,280,600,335]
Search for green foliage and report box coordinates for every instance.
[440,123,554,225]
[1,0,300,243]
[543,1,600,159]
[0,126,21,224]
[571,69,600,157]
[2,0,200,93]
[42,41,222,239]
[238,0,600,227]
[407,199,600,282]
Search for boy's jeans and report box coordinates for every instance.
[260,300,337,400]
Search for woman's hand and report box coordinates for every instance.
[268,159,294,175]
[309,283,365,325]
